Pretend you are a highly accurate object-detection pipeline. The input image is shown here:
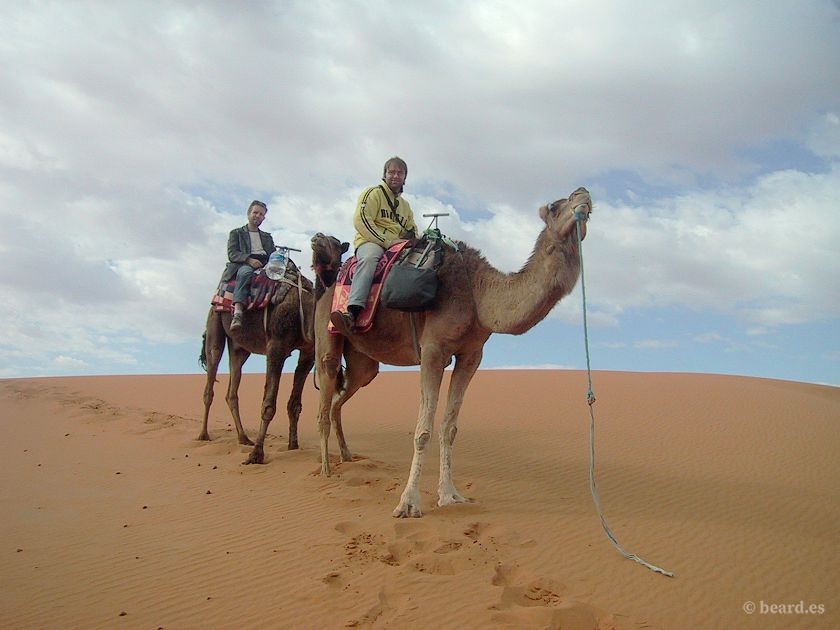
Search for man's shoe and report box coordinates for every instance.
[230,312,243,332]
[330,310,355,335]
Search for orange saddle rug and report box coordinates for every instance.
[328,240,411,334]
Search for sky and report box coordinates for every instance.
[1,1,839,387]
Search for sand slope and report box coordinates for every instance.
[1,371,838,629]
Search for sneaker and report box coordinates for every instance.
[230,312,243,331]
[330,310,355,335]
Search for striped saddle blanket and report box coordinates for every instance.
[328,240,410,334]
[211,262,302,313]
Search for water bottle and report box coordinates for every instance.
[265,246,288,280]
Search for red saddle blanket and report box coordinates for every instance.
[211,269,279,313]
[329,240,411,334]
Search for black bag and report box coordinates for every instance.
[381,265,438,311]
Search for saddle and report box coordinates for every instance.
[328,237,444,334]
[211,260,309,313]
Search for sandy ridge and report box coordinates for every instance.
[2,372,838,629]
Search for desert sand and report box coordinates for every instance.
[1,370,837,629]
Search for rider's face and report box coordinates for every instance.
[384,166,406,194]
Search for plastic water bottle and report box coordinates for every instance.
[265,246,288,280]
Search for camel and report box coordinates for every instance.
[199,233,348,465]
[313,187,592,517]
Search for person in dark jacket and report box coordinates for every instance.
[221,200,275,331]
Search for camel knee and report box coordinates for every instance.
[440,424,457,446]
[318,353,341,379]
[286,399,301,419]
[261,405,276,422]
[414,431,431,452]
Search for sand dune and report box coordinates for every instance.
[1,371,837,629]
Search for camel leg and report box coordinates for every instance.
[225,341,254,446]
[393,348,448,518]
[316,333,344,476]
[330,349,379,462]
[198,314,226,441]
[437,350,482,507]
[244,341,290,464]
[287,347,315,451]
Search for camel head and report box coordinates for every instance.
[310,232,349,278]
[539,187,591,242]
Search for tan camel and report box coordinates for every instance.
[199,233,348,465]
[313,187,591,517]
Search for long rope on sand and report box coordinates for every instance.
[574,208,675,578]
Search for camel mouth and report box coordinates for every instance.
[573,200,591,220]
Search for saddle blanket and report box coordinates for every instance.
[328,240,410,334]
[211,268,282,313]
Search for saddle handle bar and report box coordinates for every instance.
[422,212,449,231]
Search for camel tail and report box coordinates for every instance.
[199,331,208,372]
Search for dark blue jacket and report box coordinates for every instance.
[220,225,275,282]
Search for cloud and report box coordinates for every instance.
[0,1,838,378]
[583,165,840,328]
[53,355,89,370]
[634,339,679,350]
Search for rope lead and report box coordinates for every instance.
[574,212,675,578]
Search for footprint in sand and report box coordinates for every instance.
[391,521,498,576]
[490,563,607,628]
[334,522,395,568]
[493,563,566,607]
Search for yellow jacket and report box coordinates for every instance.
[353,183,417,249]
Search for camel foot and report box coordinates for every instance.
[438,492,470,507]
[392,489,423,518]
[243,446,265,465]
[196,431,211,441]
[340,447,353,462]
[392,503,423,518]
[288,439,299,451]
[238,435,254,446]
[320,461,332,477]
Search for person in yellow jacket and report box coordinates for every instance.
[331,156,417,334]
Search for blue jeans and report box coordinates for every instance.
[348,242,385,310]
[233,264,256,306]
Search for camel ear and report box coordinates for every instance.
[342,242,350,254]
[539,204,550,224]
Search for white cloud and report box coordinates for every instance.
[0,1,838,378]
[634,339,679,350]
[53,355,88,370]
[583,165,840,328]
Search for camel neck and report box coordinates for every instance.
[471,229,581,335]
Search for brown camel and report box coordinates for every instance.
[199,233,348,465]
[313,187,591,517]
